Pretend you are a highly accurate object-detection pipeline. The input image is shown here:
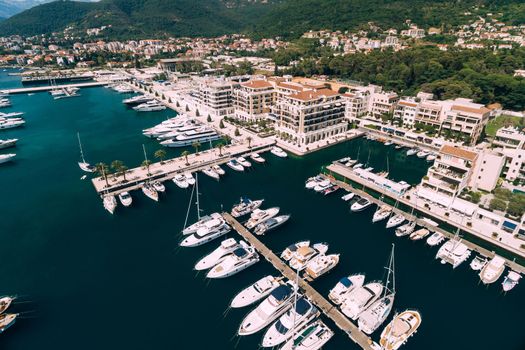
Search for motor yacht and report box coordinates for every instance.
[0,296,14,314]
[394,144,403,149]
[281,241,310,261]
[230,275,281,308]
[379,310,421,350]
[202,167,220,180]
[123,94,153,106]
[250,153,265,163]
[245,207,280,229]
[409,228,430,241]
[0,153,15,164]
[350,198,372,212]
[470,255,488,271]
[280,320,334,350]
[133,101,166,112]
[353,163,363,169]
[323,185,339,195]
[152,180,165,193]
[436,239,471,268]
[262,297,319,347]
[271,146,287,158]
[182,212,223,235]
[0,313,17,333]
[103,195,117,214]
[212,164,225,175]
[172,174,189,188]
[141,183,159,201]
[313,179,331,193]
[118,192,132,207]
[238,282,297,336]
[426,232,445,246]
[386,214,405,228]
[502,271,521,292]
[0,119,25,130]
[328,274,365,305]
[0,112,23,118]
[0,138,17,150]
[289,243,329,270]
[406,148,418,156]
[194,238,242,270]
[416,150,429,158]
[237,156,252,168]
[372,206,391,223]
[341,192,355,202]
[303,254,339,281]
[340,282,384,320]
[180,218,231,247]
[160,129,219,147]
[479,255,506,285]
[227,159,244,172]
[206,243,259,278]
[305,176,323,190]
[184,172,195,186]
[254,214,291,236]
[426,153,437,162]
[231,197,264,217]
[395,222,416,237]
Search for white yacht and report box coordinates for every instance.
[340,282,384,320]
[238,282,297,336]
[123,94,153,105]
[118,192,132,207]
[152,180,166,193]
[328,274,365,305]
[202,167,220,180]
[350,197,372,212]
[372,205,391,222]
[180,218,231,247]
[502,271,521,292]
[386,214,405,228]
[226,159,244,172]
[479,255,506,285]
[237,156,252,168]
[395,222,416,237]
[141,183,159,201]
[182,212,223,235]
[313,179,331,192]
[133,101,166,112]
[212,164,225,175]
[250,153,265,163]
[271,146,287,158]
[416,150,429,158]
[406,148,418,156]
[289,243,329,271]
[341,192,355,202]
[103,195,117,214]
[172,174,189,188]
[305,176,323,190]
[436,238,471,268]
[409,228,430,241]
[262,298,319,347]
[0,313,17,333]
[0,112,23,118]
[245,207,280,229]
[231,197,264,217]
[160,129,219,147]
[254,214,290,236]
[280,320,334,350]
[470,255,488,271]
[194,238,242,271]
[426,153,437,162]
[303,254,339,281]
[281,241,310,261]
[0,119,25,130]
[379,310,421,350]
[0,138,17,150]
[426,232,445,246]
[230,275,281,308]
[206,243,259,278]
[0,296,14,314]
[184,172,195,185]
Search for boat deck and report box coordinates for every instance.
[222,212,376,350]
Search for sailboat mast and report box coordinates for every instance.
[142,144,148,163]
[77,132,86,163]
[385,244,395,296]
[195,173,201,220]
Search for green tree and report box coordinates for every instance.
[217,142,224,156]
[234,127,241,137]
[111,160,128,181]
[207,115,212,122]
[141,159,152,175]
[181,150,190,165]
[95,162,110,187]
[154,149,167,163]
[219,119,225,128]
[489,198,507,212]
[246,135,253,148]
[192,141,201,154]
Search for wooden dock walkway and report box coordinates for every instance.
[324,164,525,273]
[1,81,108,94]
[222,213,376,350]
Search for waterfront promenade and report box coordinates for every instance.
[1,81,108,94]
[223,213,376,350]
[325,163,525,270]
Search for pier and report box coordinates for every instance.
[222,212,376,350]
[324,163,525,273]
[1,81,108,94]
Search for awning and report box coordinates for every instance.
[503,221,517,230]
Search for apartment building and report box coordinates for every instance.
[393,99,418,127]
[195,79,238,117]
[343,89,371,121]
[369,91,399,118]
[233,79,276,122]
[493,127,525,149]
[470,150,505,191]
[441,100,491,145]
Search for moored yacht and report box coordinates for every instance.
[479,255,506,285]
[395,222,416,237]
[409,228,430,241]
[313,179,331,193]
[231,197,264,217]
[303,254,340,281]
[280,320,334,350]
[160,128,219,147]
[202,167,220,180]
[289,243,329,270]
[426,232,445,246]
[372,205,391,223]
[245,207,280,229]
[172,173,189,188]
[328,274,365,305]
[0,138,17,150]
[102,195,117,214]
[118,191,133,207]
[470,255,488,271]
[212,164,225,175]
[502,271,521,292]
[180,217,231,247]
[0,119,25,130]
[141,183,159,201]
[227,159,244,172]
[184,172,195,185]
[152,180,165,193]
[206,242,259,278]
[436,238,471,268]
[123,94,153,106]
[0,153,15,164]
[305,176,323,190]
[133,100,166,112]
[194,238,242,271]
[238,282,297,336]
[340,282,384,320]
[182,212,223,235]
[254,214,290,235]
[236,156,252,168]
[250,153,265,163]
[416,150,429,158]
[386,214,405,228]
[230,275,282,308]
[350,197,372,212]
[341,192,355,202]
[379,310,421,350]
[271,146,287,158]
[262,297,319,347]
[406,148,418,156]
[281,241,310,261]
[0,296,14,314]
[0,313,17,333]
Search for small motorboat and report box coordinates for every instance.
[379,310,421,350]
[231,197,264,217]
[384,140,394,146]
[152,180,166,193]
[406,148,418,156]
[416,150,429,158]
[253,214,290,236]
[0,313,17,334]
[250,153,265,163]
[103,195,117,214]
[502,271,521,292]
[184,172,195,186]
[270,146,287,158]
[313,179,331,192]
[172,174,189,188]
[426,153,437,162]
[426,232,445,246]
[227,159,244,172]
[212,164,225,175]
[141,183,159,201]
[202,167,220,180]
[409,228,430,241]
[479,255,506,285]
[469,255,488,271]
[118,191,133,207]
[395,222,416,237]
[237,156,252,168]
[323,185,339,195]
[341,192,355,201]
[350,197,372,212]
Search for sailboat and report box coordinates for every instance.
[436,227,471,268]
[357,244,396,335]
[77,132,95,172]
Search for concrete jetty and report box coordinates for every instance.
[1,81,108,94]
[223,212,376,350]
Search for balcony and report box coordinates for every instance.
[429,166,465,181]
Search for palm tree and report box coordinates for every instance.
[181,150,190,165]
[222,135,232,145]
[111,160,126,181]
[246,136,253,148]
[154,149,167,164]
[217,142,224,156]
[192,141,201,155]
[142,159,152,176]
[95,162,110,187]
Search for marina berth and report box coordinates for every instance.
[0,138,17,150]
[180,217,232,247]
[280,320,334,350]
[409,228,430,241]
[201,167,220,180]
[102,194,117,214]
[469,255,488,271]
[141,183,159,201]
[303,254,340,281]
[261,297,319,347]
[245,207,280,229]
[253,214,290,236]
[230,275,282,308]
[386,214,405,229]
[426,232,445,246]
[350,197,372,212]
[289,243,329,271]
[0,313,17,333]
[250,153,265,163]
[372,205,391,222]
[479,255,506,285]
[226,159,244,172]
[206,242,259,278]
[0,296,14,314]
[328,274,365,305]
[340,282,384,320]
[379,310,421,350]
[231,197,264,218]
[281,241,310,261]
[238,282,298,336]
[270,146,287,158]
[172,173,189,188]
[118,191,133,207]
[194,238,242,271]
[502,271,521,292]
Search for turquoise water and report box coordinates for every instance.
[0,69,524,350]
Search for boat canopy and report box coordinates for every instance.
[233,248,248,258]
[294,298,311,315]
[339,277,353,288]
[270,285,292,301]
